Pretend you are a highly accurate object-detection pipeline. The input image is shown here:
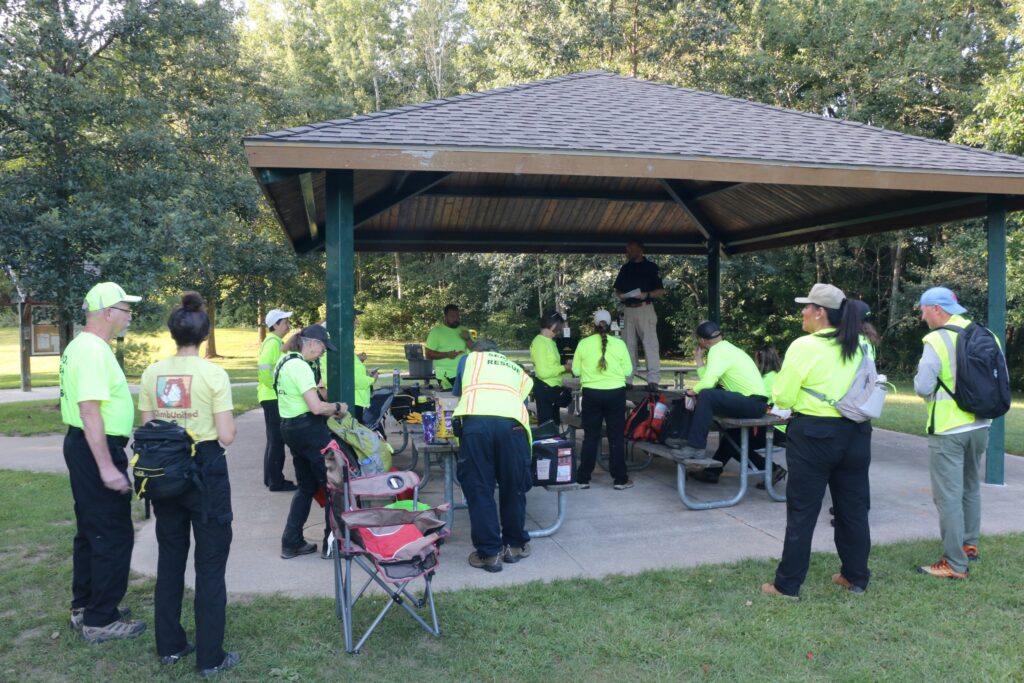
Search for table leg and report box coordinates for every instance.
[762,429,786,502]
[675,427,749,510]
[443,450,455,529]
[527,490,568,538]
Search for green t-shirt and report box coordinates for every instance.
[138,356,233,443]
[275,353,318,419]
[425,323,470,386]
[530,334,565,387]
[59,332,135,437]
[693,340,768,397]
[354,355,374,408]
[571,333,632,390]
[772,330,874,418]
[257,333,285,403]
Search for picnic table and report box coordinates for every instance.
[630,414,788,510]
[410,435,579,537]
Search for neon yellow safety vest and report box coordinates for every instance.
[453,352,534,438]
[923,314,977,434]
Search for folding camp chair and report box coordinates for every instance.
[322,439,450,654]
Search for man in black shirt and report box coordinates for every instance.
[613,239,665,388]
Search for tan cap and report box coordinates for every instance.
[795,283,846,310]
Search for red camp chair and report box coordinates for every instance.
[322,439,450,653]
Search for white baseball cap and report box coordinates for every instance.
[594,309,612,325]
[265,309,293,328]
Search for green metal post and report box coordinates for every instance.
[986,195,1006,485]
[707,238,721,324]
[325,170,355,407]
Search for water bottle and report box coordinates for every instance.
[393,367,401,391]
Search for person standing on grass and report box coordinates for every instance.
[139,292,239,676]
[913,287,994,579]
[258,308,297,492]
[530,311,572,427]
[762,284,876,599]
[60,281,147,642]
[572,310,634,491]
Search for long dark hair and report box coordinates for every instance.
[282,333,303,354]
[539,311,564,331]
[755,345,781,374]
[596,321,610,371]
[820,299,874,361]
[167,292,209,348]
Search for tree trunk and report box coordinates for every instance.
[394,252,403,299]
[205,299,220,358]
[258,301,266,342]
[19,302,31,391]
[887,239,905,332]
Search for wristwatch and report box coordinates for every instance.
[334,402,341,413]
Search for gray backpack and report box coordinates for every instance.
[802,343,888,423]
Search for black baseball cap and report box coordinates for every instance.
[300,325,337,352]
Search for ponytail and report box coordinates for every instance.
[821,299,872,361]
[282,333,303,354]
[597,322,610,371]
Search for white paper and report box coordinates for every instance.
[769,406,792,419]
[557,465,571,482]
[621,288,642,299]
[536,459,551,480]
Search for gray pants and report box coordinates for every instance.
[624,304,660,385]
[927,428,988,572]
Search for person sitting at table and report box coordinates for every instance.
[451,340,534,573]
[572,310,634,491]
[425,304,473,389]
[352,310,378,425]
[678,322,770,478]
[691,342,789,486]
[530,311,572,427]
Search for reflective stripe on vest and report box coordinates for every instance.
[454,352,531,430]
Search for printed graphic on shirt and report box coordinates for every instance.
[156,375,192,409]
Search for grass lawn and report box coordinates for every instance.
[1,468,1023,681]
[0,386,261,437]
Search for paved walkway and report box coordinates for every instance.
[3,410,1022,597]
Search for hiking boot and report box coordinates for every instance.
[198,651,240,677]
[503,543,531,564]
[760,582,799,601]
[688,469,720,484]
[80,618,146,643]
[917,559,968,579]
[160,642,195,665]
[831,573,866,594]
[613,480,634,490]
[280,542,317,559]
[964,545,980,562]
[70,607,131,632]
[468,551,502,573]
[269,480,298,492]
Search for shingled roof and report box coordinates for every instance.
[244,70,1024,254]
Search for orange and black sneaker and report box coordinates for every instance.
[917,559,968,579]
[963,545,980,562]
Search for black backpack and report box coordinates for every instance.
[936,322,1011,420]
[130,419,200,500]
[659,398,692,444]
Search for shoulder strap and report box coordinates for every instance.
[800,343,870,406]
[273,352,304,395]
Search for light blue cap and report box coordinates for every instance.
[919,287,966,315]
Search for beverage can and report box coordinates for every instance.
[422,411,437,444]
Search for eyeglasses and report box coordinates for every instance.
[110,306,133,314]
